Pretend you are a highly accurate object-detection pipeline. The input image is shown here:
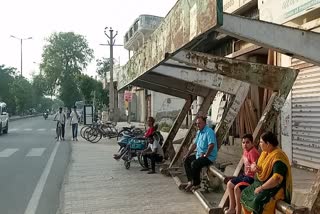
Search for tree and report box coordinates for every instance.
[78,74,97,102]
[0,65,16,113]
[10,77,33,114]
[40,32,94,105]
[78,74,109,109]
[59,74,82,108]
[96,57,112,79]
[95,82,109,110]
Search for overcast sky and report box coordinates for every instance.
[0,0,177,79]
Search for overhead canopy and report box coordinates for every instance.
[118,0,319,96]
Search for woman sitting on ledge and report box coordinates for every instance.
[240,131,292,214]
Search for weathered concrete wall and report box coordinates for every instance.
[118,0,223,90]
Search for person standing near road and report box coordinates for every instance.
[53,107,66,141]
[69,106,80,141]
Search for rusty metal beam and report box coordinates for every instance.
[218,13,320,66]
[171,50,298,90]
[118,0,223,90]
[169,90,217,168]
[215,82,250,148]
[162,97,195,160]
[140,73,210,97]
[153,65,241,95]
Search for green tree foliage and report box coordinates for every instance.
[78,74,109,109]
[0,65,16,113]
[96,57,112,79]
[95,81,109,110]
[52,99,64,112]
[59,74,81,108]
[40,32,94,103]
[78,74,97,101]
[1,64,58,115]
[10,77,33,114]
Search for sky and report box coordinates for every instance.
[0,0,177,80]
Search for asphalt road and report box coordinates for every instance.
[0,115,71,214]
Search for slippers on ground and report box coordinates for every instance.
[184,184,193,192]
[191,185,200,191]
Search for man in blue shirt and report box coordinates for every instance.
[183,115,218,191]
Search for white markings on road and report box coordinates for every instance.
[50,128,56,131]
[24,128,32,131]
[26,148,46,157]
[0,148,19,157]
[24,141,60,214]
[9,128,18,132]
[37,128,46,132]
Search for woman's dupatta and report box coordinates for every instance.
[256,148,293,203]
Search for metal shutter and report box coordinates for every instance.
[291,59,320,169]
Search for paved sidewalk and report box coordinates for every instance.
[58,123,205,214]
[58,122,317,213]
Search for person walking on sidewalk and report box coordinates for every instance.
[140,134,164,174]
[53,107,66,141]
[69,106,80,141]
[183,115,218,192]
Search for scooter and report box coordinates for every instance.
[43,112,48,120]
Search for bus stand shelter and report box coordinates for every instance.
[118,0,320,213]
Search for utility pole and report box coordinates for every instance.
[104,27,117,120]
[101,27,124,121]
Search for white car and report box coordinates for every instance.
[0,102,9,135]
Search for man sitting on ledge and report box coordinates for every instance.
[183,115,218,192]
[140,134,164,174]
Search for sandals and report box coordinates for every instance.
[184,184,193,192]
[191,185,200,191]
[184,184,201,192]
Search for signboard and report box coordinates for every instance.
[223,0,240,13]
[124,90,133,102]
[84,105,93,125]
[223,0,255,13]
[259,0,320,24]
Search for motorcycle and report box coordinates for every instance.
[43,112,48,120]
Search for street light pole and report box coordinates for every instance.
[10,35,32,77]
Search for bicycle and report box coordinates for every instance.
[56,122,62,141]
[81,121,119,143]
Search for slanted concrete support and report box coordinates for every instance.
[162,96,195,160]
[169,90,217,168]
[304,170,320,213]
[215,82,250,148]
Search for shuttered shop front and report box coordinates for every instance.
[291,59,320,169]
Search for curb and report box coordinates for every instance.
[9,114,42,122]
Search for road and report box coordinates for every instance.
[0,115,71,214]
